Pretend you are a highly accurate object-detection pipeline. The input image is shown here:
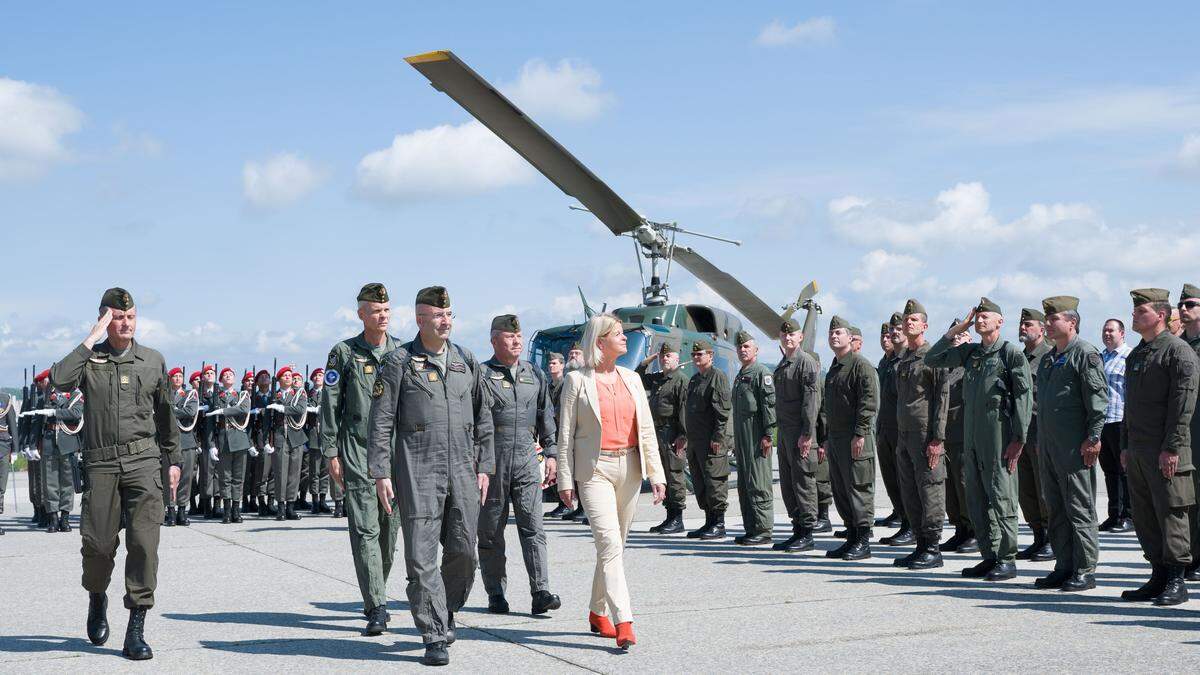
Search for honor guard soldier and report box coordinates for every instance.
[1180,283,1200,581]
[0,388,18,523]
[196,364,221,520]
[320,282,403,635]
[164,367,199,526]
[269,366,308,521]
[1017,307,1055,562]
[40,381,84,532]
[926,297,1034,582]
[773,317,821,551]
[26,371,50,528]
[368,285,495,666]
[731,330,777,545]
[544,352,572,519]
[635,342,688,534]
[205,367,252,523]
[477,314,561,616]
[50,287,182,660]
[877,313,909,536]
[1120,288,1198,606]
[684,340,733,540]
[306,369,335,515]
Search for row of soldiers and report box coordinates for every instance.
[638,287,1199,607]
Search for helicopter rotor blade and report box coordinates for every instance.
[670,246,782,335]
[405,50,643,236]
[781,280,820,322]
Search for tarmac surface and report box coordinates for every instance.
[2,466,1199,673]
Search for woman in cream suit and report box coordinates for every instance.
[558,314,666,649]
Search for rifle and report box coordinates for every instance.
[266,357,277,449]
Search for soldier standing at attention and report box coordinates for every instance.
[730,331,777,545]
[0,388,17,523]
[477,314,561,616]
[635,343,688,535]
[307,369,335,515]
[320,283,403,636]
[876,314,908,537]
[205,367,252,524]
[544,352,572,519]
[926,298,1033,582]
[1120,288,1197,606]
[822,316,879,561]
[368,286,494,666]
[270,365,308,521]
[1017,308,1055,562]
[1179,283,1200,581]
[891,299,949,569]
[51,287,181,660]
[40,381,84,533]
[165,367,198,526]
[773,318,821,552]
[1031,296,1108,592]
[197,364,221,520]
[940,324,979,554]
[684,340,733,541]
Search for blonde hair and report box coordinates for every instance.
[581,313,623,369]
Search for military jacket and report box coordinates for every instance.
[1189,333,1200,456]
[0,392,17,452]
[320,332,399,485]
[43,388,85,455]
[249,388,271,447]
[636,362,688,439]
[1122,330,1198,464]
[549,377,564,428]
[1024,339,1053,441]
[51,340,181,466]
[894,342,948,442]
[685,367,732,449]
[925,336,1033,450]
[272,386,309,448]
[173,387,200,451]
[877,353,901,432]
[482,358,557,466]
[305,386,323,447]
[212,386,252,453]
[1034,336,1108,450]
[822,351,878,450]
[774,350,819,437]
[945,366,966,445]
[733,361,777,439]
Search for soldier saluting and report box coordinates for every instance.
[50,287,181,661]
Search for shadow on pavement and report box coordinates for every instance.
[198,636,426,662]
[0,635,105,656]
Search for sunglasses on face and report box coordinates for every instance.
[1178,300,1200,310]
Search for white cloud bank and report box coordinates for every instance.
[755,17,836,47]
[0,77,84,180]
[243,153,325,209]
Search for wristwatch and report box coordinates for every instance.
[1088,435,1101,444]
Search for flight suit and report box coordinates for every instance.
[1187,333,1200,573]
[893,342,949,545]
[0,393,16,506]
[367,338,494,645]
[272,387,309,503]
[732,361,777,538]
[213,387,252,502]
[320,332,403,616]
[944,366,970,531]
[774,350,821,530]
[926,336,1033,564]
[636,362,688,513]
[164,387,199,509]
[1019,340,1053,537]
[478,358,557,598]
[1123,330,1197,568]
[876,352,906,521]
[821,352,878,531]
[51,339,181,609]
[43,388,84,515]
[1035,337,1108,575]
[685,367,732,516]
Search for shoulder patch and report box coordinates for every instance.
[1087,352,1102,368]
[327,352,338,369]
[762,375,773,387]
[372,379,385,398]
[323,369,340,386]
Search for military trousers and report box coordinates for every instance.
[733,441,774,537]
[248,449,271,498]
[161,449,195,508]
[1018,432,1048,532]
[777,426,819,529]
[43,449,75,513]
[896,430,946,542]
[826,435,875,529]
[273,441,303,502]
[1126,449,1194,567]
[817,455,832,510]
[944,442,971,530]
[1038,440,1099,574]
[877,425,905,520]
[684,439,729,514]
[197,449,217,498]
[963,442,1019,563]
[655,429,687,512]
[218,448,249,501]
[478,456,549,598]
[81,452,163,609]
[306,449,330,496]
[398,470,481,644]
[344,481,402,613]
[1192,467,1200,565]
[28,457,43,511]
[1098,422,1131,519]
[298,454,312,499]
[0,449,11,500]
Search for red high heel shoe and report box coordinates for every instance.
[615,621,636,649]
[589,612,617,638]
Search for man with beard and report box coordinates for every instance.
[561,343,589,523]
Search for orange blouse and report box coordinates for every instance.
[597,374,639,451]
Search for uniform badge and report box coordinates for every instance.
[120,375,130,385]
[428,372,439,382]
[448,362,466,373]
[489,373,504,380]
[502,381,512,388]
[372,380,385,398]
[324,369,340,386]
[354,356,368,363]
[363,365,374,374]
[763,375,773,387]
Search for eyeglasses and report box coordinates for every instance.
[417,311,454,320]
[1179,301,1200,310]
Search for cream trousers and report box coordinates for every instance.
[578,450,641,623]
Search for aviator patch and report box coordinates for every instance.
[323,369,340,386]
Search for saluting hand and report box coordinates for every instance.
[84,308,113,349]
[946,310,976,339]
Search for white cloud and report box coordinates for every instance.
[850,249,923,293]
[243,152,325,209]
[354,121,535,202]
[1176,133,1200,172]
[755,17,836,47]
[503,58,614,122]
[113,124,164,158]
[0,77,84,179]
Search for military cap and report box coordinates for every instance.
[880,322,890,335]
[357,282,389,303]
[100,287,134,310]
[219,367,234,379]
[547,351,565,363]
[849,326,863,337]
[415,285,450,308]
[889,312,903,327]
[1020,307,1045,323]
[658,342,679,356]
[1131,288,1170,307]
[1180,283,1200,301]
[975,297,1002,315]
[189,371,202,383]
[242,370,254,383]
[781,317,802,334]
[734,330,755,346]
[570,343,582,353]
[311,368,324,380]
[275,365,292,380]
[692,339,714,353]
[828,315,851,331]
[202,364,216,374]
[902,298,927,317]
[1041,296,1079,316]
[34,369,50,383]
[490,314,520,333]
[167,367,183,378]
[255,369,269,379]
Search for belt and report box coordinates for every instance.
[599,446,637,457]
[84,436,157,462]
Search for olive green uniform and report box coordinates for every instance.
[212,386,252,501]
[272,387,309,502]
[1123,330,1197,568]
[636,363,688,512]
[1019,340,1052,535]
[165,387,199,508]
[893,342,949,543]
[51,339,181,609]
[1034,337,1108,575]
[732,361,777,538]
[0,393,17,505]
[320,332,403,615]
[685,367,732,516]
[821,352,878,529]
[876,352,906,521]
[774,350,821,529]
[1187,332,1200,569]
[944,365,970,530]
[42,388,84,514]
[926,336,1033,563]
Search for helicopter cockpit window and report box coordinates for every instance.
[685,305,718,334]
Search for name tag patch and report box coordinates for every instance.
[428,372,439,382]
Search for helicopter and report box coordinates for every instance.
[404,50,823,380]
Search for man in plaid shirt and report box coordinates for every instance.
[1099,318,1133,532]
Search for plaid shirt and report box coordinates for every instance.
[1101,343,1132,423]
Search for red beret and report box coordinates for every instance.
[189,371,202,382]
[310,368,324,379]
[219,367,234,379]
[34,369,51,383]
[242,370,254,382]
[167,367,183,378]
[255,369,269,379]
[276,366,292,380]
[202,364,216,374]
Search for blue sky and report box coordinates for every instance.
[3,3,1199,385]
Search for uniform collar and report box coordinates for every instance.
[484,357,525,380]
[352,331,395,355]
[97,339,142,363]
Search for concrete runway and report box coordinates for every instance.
[2,467,1198,673]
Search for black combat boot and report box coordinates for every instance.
[1152,566,1189,606]
[777,527,814,552]
[333,500,344,518]
[773,524,804,551]
[546,501,570,518]
[46,510,58,533]
[956,531,980,554]
[210,498,225,521]
[230,502,243,523]
[122,608,153,660]
[908,539,944,570]
[649,509,673,533]
[939,526,967,552]
[176,507,189,526]
[1017,527,1054,561]
[893,543,922,568]
[164,507,176,527]
[687,511,714,539]
[658,509,684,534]
[736,532,773,546]
[295,495,310,509]
[875,509,901,528]
[364,604,388,635]
[423,641,450,666]
[1122,565,1167,601]
[699,513,726,540]
[880,521,915,546]
[961,558,998,578]
[985,560,1017,581]
[563,503,585,521]
[1184,559,1200,582]
[531,590,561,615]
[310,495,321,515]
[265,498,279,517]
[221,499,231,524]
[1034,569,1072,589]
[813,505,832,533]
[488,594,510,614]
[59,511,71,532]
[32,504,43,526]
[841,528,872,560]
[826,527,855,558]
[87,592,110,645]
[1060,571,1096,592]
[317,494,332,514]
[285,502,302,520]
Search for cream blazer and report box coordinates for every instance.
[557,365,665,490]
